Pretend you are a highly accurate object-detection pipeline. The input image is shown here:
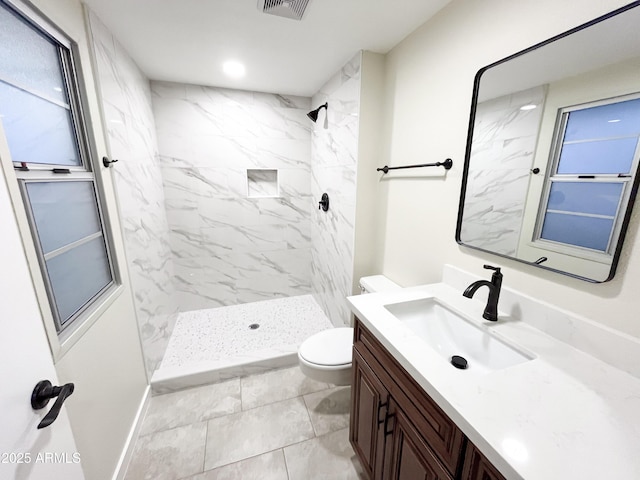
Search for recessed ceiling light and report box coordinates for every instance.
[608,119,621,123]
[53,87,62,92]
[223,60,246,78]
[520,104,537,111]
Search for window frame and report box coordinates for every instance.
[532,93,640,261]
[0,0,121,340]
[17,176,116,332]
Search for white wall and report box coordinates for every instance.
[354,51,387,290]
[379,0,640,339]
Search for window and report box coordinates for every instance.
[535,95,640,256]
[0,1,115,334]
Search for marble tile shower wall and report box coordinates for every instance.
[88,12,179,374]
[151,82,313,311]
[310,53,362,327]
[461,86,545,256]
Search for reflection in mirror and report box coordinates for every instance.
[457,2,640,282]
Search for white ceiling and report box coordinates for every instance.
[82,0,451,97]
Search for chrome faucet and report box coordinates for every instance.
[462,265,502,321]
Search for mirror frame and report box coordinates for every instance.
[456,0,640,283]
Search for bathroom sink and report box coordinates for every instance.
[384,298,532,374]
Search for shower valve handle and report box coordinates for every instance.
[318,193,329,212]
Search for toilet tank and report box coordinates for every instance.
[359,275,401,294]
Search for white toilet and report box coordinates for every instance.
[298,275,401,385]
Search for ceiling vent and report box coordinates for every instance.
[258,0,311,21]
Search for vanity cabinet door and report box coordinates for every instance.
[460,443,507,480]
[355,319,465,475]
[385,401,453,480]
[350,349,389,480]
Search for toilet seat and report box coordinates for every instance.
[298,327,353,366]
[298,327,353,385]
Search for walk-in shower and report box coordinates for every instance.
[89,12,364,390]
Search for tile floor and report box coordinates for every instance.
[125,367,365,480]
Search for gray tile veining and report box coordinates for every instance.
[128,366,363,479]
[204,397,315,470]
[461,85,546,255]
[86,29,366,474]
[125,422,207,480]
[283,428,365,480]
[147,60,360,320]
[303,387,352,437]
[310,52,362,329]
[88,11,178,376]
[140,379,241,436]
[86,21,363,379]
[241,366,330,411]
[151,81,314,312]
[186,450,288,480]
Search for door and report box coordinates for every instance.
[0,163,84,479]
[0,1,148,478]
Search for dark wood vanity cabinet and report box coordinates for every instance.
[350,319,508,480]
[460,443,508,480]
[351,348,389,480]
[385,400,453,480]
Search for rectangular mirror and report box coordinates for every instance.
[457,1,640,282]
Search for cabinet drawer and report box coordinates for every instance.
[354,319,466,477]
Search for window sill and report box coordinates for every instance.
[54,282,125,361]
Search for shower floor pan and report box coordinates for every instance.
[150,294,334,393]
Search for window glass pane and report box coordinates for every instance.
[0,2,66,103]
[541,212,613,252]
[46,236,112,326]
[547,182,623,216]
[0,81,81,166]
[564,98,640,141]
[557,137,637,174]
[3,0,116,334]
[26,181,102,254]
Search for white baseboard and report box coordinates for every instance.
[111,385,151,480]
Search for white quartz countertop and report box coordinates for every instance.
[347,282,640,480]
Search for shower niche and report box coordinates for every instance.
[247,169,279,198]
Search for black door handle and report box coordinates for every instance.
[31,380,75,429]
